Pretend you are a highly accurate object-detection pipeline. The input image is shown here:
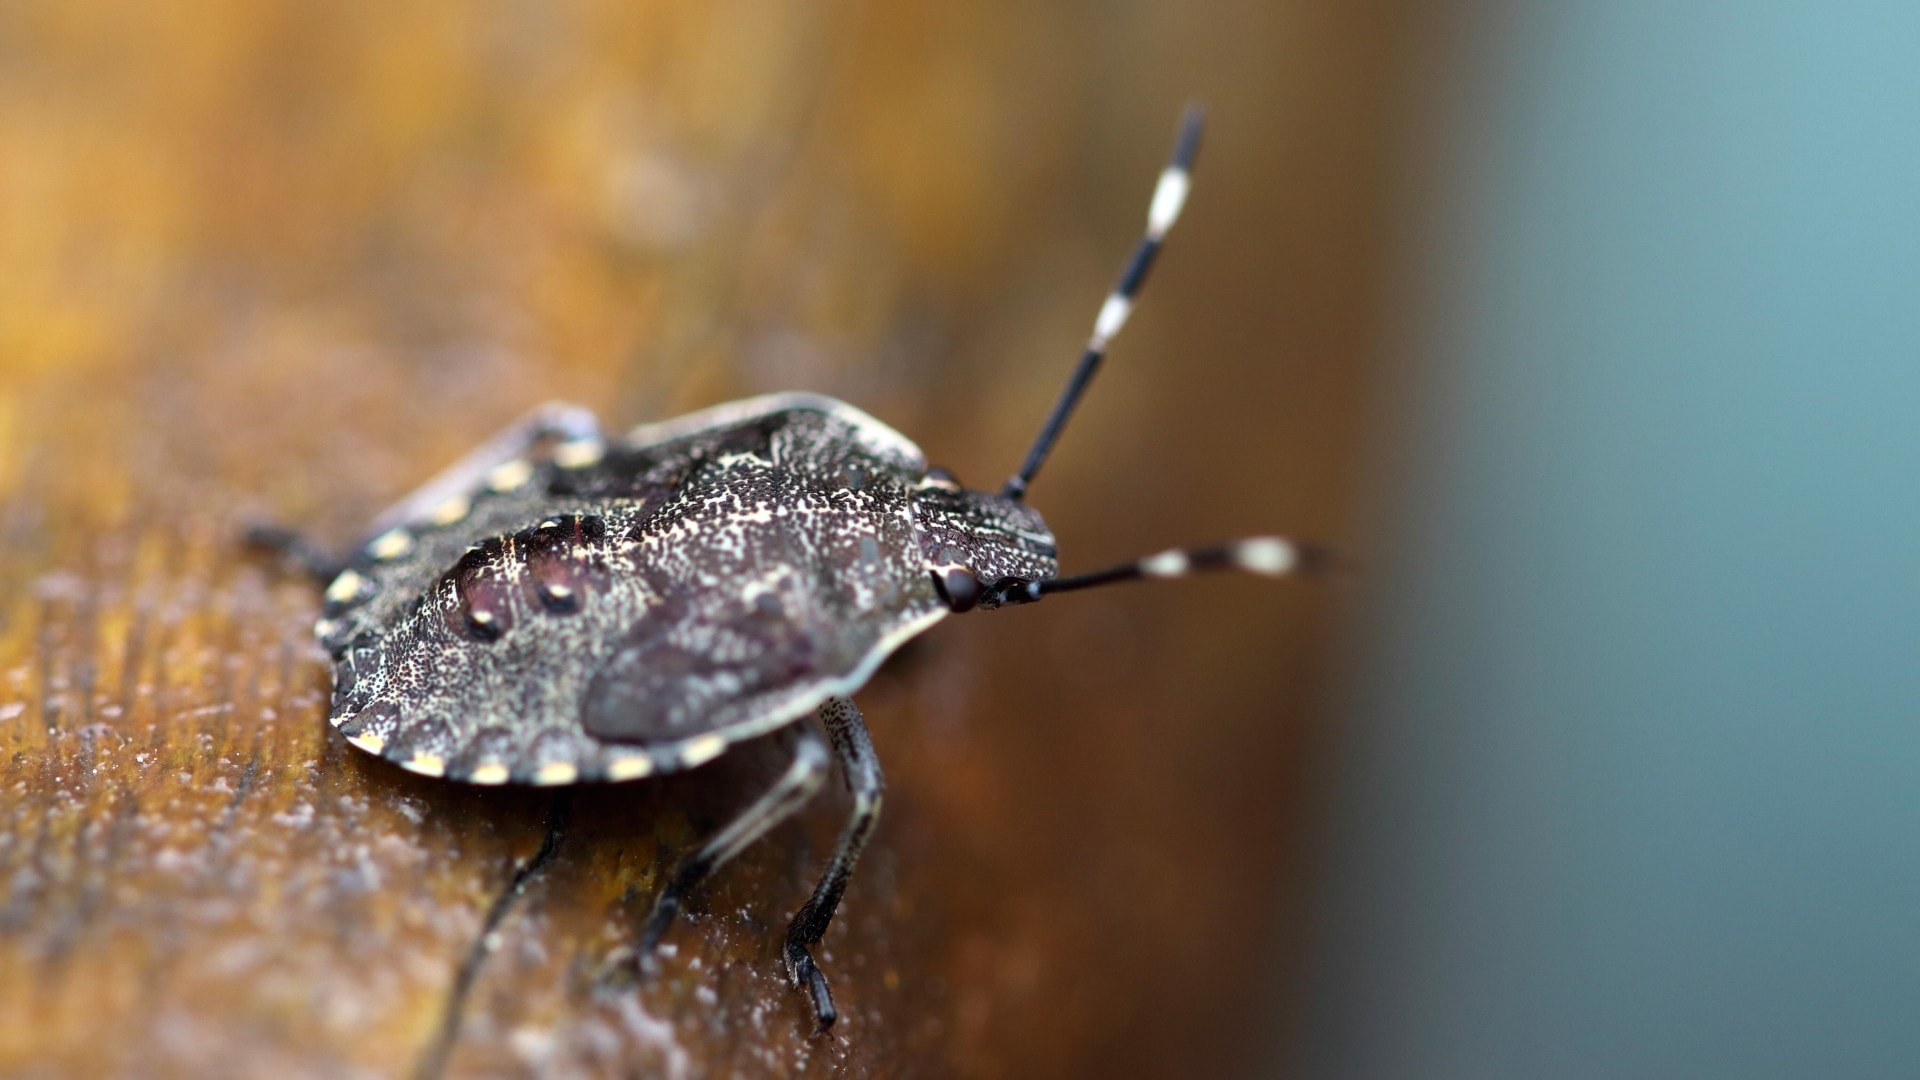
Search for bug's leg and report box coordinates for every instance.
[637,724,831,959]
[365,401,602,537]
[782,696,882,1032]
[243,523,348,586]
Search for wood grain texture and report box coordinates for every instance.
[0,2,1415,1076]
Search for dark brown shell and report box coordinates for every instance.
[317,395,1056,786]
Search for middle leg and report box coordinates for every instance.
[637,724,830,956]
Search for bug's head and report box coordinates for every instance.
[910,471,1058,612]
[908,109,1208,616]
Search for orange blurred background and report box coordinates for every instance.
[0,2,1416,1076]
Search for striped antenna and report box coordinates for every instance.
[1002,104,1205,501]
[986,536,1325,607]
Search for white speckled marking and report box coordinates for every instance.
[428,493,472,526]
[678,734,728,768]
[606,754,655,781]
[553,437,606,469]
[714,450,772,470]
[368,528,414,560]
[486,459,534,492]
[533,761,579,786]
[325,570,366,604]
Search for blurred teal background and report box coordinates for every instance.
[1297,2,1920,1077]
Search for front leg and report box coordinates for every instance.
[784,696,885,1032]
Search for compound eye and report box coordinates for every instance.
[932,565,982,613]
[923,466,961,489]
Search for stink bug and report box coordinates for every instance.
[253,107,1315,1031]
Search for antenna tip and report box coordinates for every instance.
[1173,103,1207,166]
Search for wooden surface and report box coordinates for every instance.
[0,3,1412,1077]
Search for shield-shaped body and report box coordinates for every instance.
[316,394,1058,785]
